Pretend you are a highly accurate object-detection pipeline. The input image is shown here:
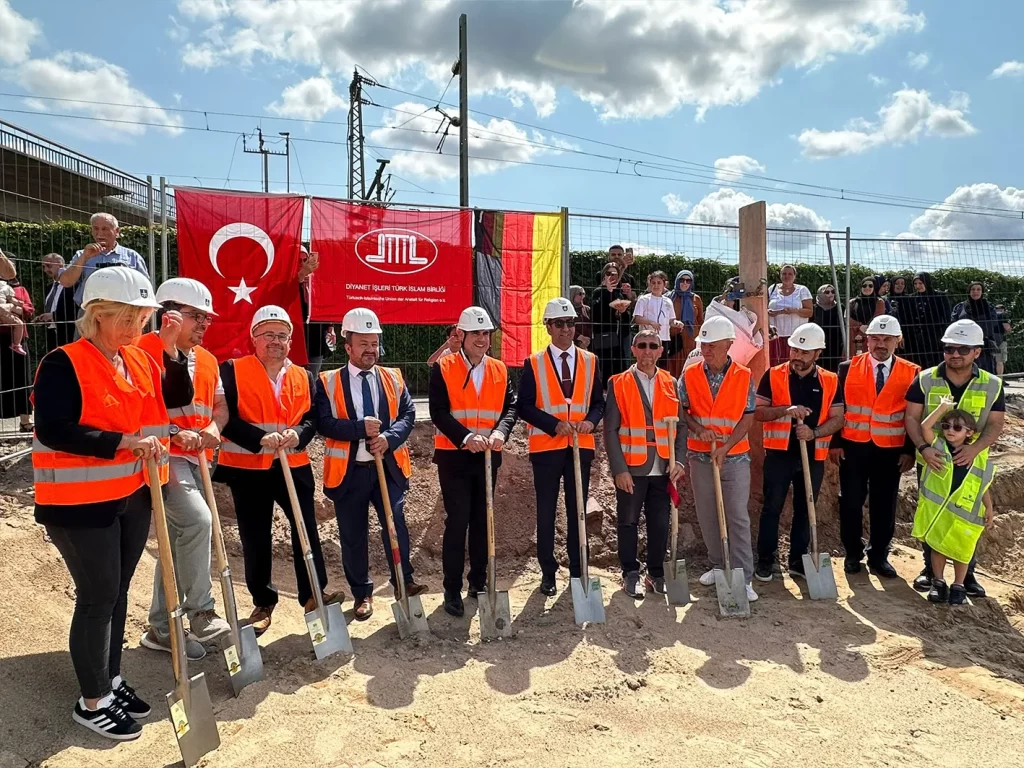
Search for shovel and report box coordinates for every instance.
[478,447,512,640]
[569,431,605,626]
[277,449,353,659]
[797,420,839,600]
[197,453,263,695]
[662,416,690,607]
[710,440,750,618]
[146,457,220,767]
[375,454,429,639]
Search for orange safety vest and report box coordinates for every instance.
[33,339,170,505]
[434,353,508,451]
[684,360,751,456]
[320,366,412,488]
[134,332,219,461]
[761,363,838,461]
[612,367,679,466]
[218,355,311,470]
[527,347,597,453]
[842,353,919,448]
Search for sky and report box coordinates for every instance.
[1,0,1023,270]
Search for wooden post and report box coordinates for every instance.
[739,202,768,461]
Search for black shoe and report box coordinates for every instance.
[623,571,645,600]
[754,563,773,583]
[927,578,949,603]
[844,557,863,574]
[912,568,934,592]
[540,577,557,597]
[644,574,667,595]
[112,678,150,719]
[466,583,486,598]
[443,591,464,617]
[868,559,898,579]
[72,698,142,741]
[787,561,805,580]
[948,584,968,605]
[771,559,784,578]
[963,573,986,599]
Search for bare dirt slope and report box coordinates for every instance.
[3,409,1024,768]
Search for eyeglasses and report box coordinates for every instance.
[549,319,576,329]
[256,332,291,343]
[182,310,213,326]
[634,342,661,350]
[943,345,974,356]
[940,422,969,433]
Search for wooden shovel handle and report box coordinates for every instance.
[484,447,496,560]
[795,418,819,558]
[277,449,313,555]
[146,457,183,684]
[197,453,229,575]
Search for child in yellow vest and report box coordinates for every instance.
[911,397,994,605]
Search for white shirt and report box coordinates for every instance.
[181,347,224,466]
[634,293,675,341]
[548,342,577,381]
[872,354,894,386]
[268,359,294,401]
[348,362,380,462]
[630,365,665,476]
[768,283,812,338]
[461,350,485,395]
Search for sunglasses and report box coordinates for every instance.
[940,422,971,433]
[680,278,692,284]
[549,319,576,329]
[634,342,661,350]
[823,289,835,294]
[861,283,874,288]
[943,345,974,356]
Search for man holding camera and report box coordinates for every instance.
[59,212,149,310]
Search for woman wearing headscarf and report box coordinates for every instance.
[888,275,909,321]
[590,262,632,387]
[904,272,952,368]
[847,275,885,357]
[813,284,843,372]
[873,275,891,314]
[666,269,704,377]
[952,281,1000,373]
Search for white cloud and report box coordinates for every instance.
[13,52,184,137]
[267,76,347,120]
[991,61,1024,79]
[798,88,976,158]
[868,73,887,86]
[713,155,766,184]
[906,51,929,70]
[686,188,831,251]
[661,193,691,216]
[0,0,40,64]
[174,0,924,120]
[908,184,1024,239]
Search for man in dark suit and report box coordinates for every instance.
[314,307,425,620]
[517,297,605,596]
[39,253,78,350]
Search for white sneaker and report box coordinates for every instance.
[746,583,759,602]
[699,569,716,586]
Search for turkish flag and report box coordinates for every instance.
[175,189,307,363]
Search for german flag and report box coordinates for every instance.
[476,210,564,366]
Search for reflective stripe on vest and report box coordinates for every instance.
[434,354,509,451]
[218,356,311,470]
[841,354,918,447]
[612,367,678,466]
[33,339,170,504]
[320,366,413,488]
[762,363,838,461]
[684,360,751,456]
[527,349,597,453]
[919,366,1003,434]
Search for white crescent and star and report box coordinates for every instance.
[208,222,276,304]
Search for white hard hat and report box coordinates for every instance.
[699,315,735,343]
[82,266,160,309]
[866,314,901,337]
[941,319,984,347]
[250,305,293,334]
[543,297,577,321]
[341,307,382,334]
[457,306,495,331]
[788,323,826,351]
[155,277,217,315]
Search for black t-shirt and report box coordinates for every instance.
[757,365,841,456]
[906,363,1006,412]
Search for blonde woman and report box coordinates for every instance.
[32,267,193,741]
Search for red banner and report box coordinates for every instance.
[175,190,307,363]
[309,199,472,324]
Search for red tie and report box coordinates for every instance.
[560,351,573,398]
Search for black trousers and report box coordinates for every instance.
[916,465,979,577]
[838,441,902,563]
[758,450,824,567]
[615,474,671,577]
[437,451,499,594]
[45,487,151,699]
[533,449,592,579]
[227,463,328,608]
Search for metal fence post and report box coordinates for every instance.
[826,233,849,359]
[159,177,168,286]
[845,226,851,319]
[147,176,155,329]
[561,206,570,297]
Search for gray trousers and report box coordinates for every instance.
[148,457,216,635]
[689,459,754,582]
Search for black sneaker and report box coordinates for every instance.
[844,557,862,574]
[963,573,986,599]
[443,590,464,617]
[72,697,142,741]
[623,571,645,600]
[948,584,968,605]
[927,578,949,604]
[771,559,784,578]
[787,561,806,580]
[112,678,151,719]
[466,583,486,598]
[539,577,557,597]
[913,568,934,592]
[754,563,773,583]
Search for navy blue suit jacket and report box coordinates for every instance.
[314,366,416,500]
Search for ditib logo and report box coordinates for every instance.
[355,228,438,275]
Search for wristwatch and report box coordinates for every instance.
[169,425,180,437]
[917,443,928,452]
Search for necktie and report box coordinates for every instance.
[560,351,573,398]
[875,363,885,395]
[360,371,375,420]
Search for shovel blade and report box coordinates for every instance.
[223,624,264,696]
[802,552,839,601]
[664,559,691,606]
[392,595,430,640]
[478,590,513,641]
[570,577,606,626]
[166,673,219,767]
[305,603,353,660]
[714,567,750,618]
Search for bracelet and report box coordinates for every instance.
[917,443,928,452]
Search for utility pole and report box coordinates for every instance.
[366,158,390,202]
[280,131,291,192]
[458,13,469,207]
[243,127,287,192]
[347,69,378,200]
